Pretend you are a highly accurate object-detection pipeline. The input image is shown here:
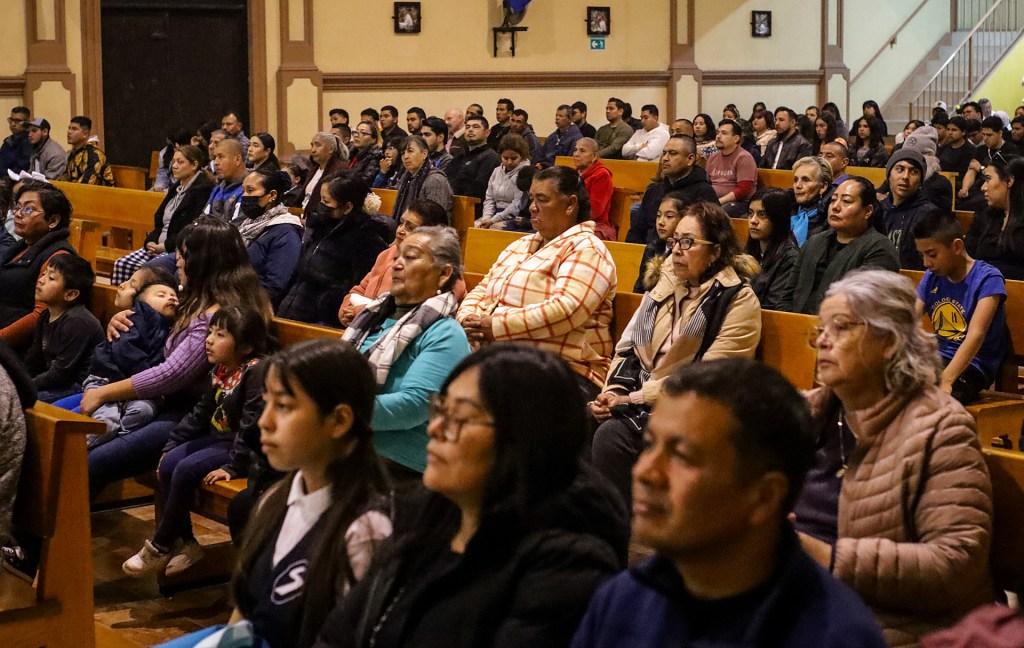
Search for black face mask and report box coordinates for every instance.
[315,202,334,219]
[239,195,266,220]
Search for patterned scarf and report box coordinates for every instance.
[210,359,259,433]
[342,291,459,385]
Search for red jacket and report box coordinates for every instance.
[580,160,617,240]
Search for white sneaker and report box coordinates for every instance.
[164,539,205,576]
[122,540,171,577]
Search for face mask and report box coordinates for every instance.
[239,195,266,220]
[315,202,334,219]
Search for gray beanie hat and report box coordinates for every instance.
[902,125,938,157]
[886,148,926,178]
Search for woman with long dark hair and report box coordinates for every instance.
[966,157,1024,279]
[862,99,888,137]
[692,113,718,159]
[247,132,280,174]
[315,345,628,648]
[822,101,849,140]
[813,112,840,155]
[850,116,890,168]
[745,187,799,309]
[751,108,777,156]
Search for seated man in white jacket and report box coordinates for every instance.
[621,105,670,162]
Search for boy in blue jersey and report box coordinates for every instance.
[914,210,1009,404]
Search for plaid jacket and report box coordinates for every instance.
[458,222,617,385]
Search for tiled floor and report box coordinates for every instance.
[92,505,234,647]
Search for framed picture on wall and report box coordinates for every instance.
[587,7,610,36]
[394,2,421,33]
[751,11,771,38]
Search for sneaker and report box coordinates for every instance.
[122,540,171,577]
[164,539,205,576]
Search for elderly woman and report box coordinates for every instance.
[590,201,762,503]
[347,120,384,185]
[278,170,391,326]
[746,186,799,310]
[391,135,453,222]
[112,145,214,286]
[339,198,465,326]
[246,132,279,174]
[793,270,993,648]
[314,345,628,648]
[237,170,303,306]
[341,226,471,477]
[0,182,77,349]
[301,131,348,218]
[790,156,833,246]
[457,166,617,398]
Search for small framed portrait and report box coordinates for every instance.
[394,2,421,34]
[587,6,610,36]
[751,11,772,38]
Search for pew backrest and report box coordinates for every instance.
[555,156,658,193]
[759,309,818,390]
[983,447,1024,593]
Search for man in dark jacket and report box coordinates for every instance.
[509,109,542,163]
[626,135,718,244]
[535,105,583,168]
[878,148,942,269]
[0,106,32,176]
[572,359,887,648]
[444,114,500,203]
[759,107,813,170]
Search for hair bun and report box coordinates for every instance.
[364,192,382,214]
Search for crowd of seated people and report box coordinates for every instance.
[2,92,1024,647]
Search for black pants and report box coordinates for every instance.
[949,363,991,405]
[590,417,644,508]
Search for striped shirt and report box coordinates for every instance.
[457,222,617,385]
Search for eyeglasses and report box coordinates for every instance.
[427,394,494,442]
[13,205,40,217]
[7,118,23,125]
[806,319,866,349]
[666,236,715,251]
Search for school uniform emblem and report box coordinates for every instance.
[272,559,308,604]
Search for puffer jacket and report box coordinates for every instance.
[806,386,994,648]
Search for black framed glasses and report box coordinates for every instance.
[666,236,715,251]
[427,394,494,442]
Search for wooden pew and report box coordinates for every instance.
[0,403,105,648]
[554,156,658,193]
[372,187,479,249]
[610,187,639,242]
[109,165,148,191]
[612,292,642,343]
[982,447,1024,594]
[757,169,793,190]
[954,209,973,234]
[149,150,160,186]
[759,310,818,390]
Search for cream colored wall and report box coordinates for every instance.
[694,1,821,71]
[0,3,28,77]
[313,0,668,73]
[66,0,83,117]
[972,35,1024,113]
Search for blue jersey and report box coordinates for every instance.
[917,260,1009,379]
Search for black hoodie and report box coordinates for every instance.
[627,166,720,244]
[313,467,628,648]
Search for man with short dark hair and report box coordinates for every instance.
[572,359,887,648]
[331,123,351,150]
[669,118,694,136]
[878,148,943,269]
[406,107,426,135]
[26,118,67,179]
[535,105,583,168]
[509,109,542,162]
[465,103,484,118]
[571,101,597,139]
[379,105,407,142]
[623,102,642,131]
[596,97,633,159]
[965,117,984,146]
[759,107,812,170]
[621,104,669,162]
[444,107,467,157]
[819,140,850,211]
[0,106,33,175]
[329,108,349,126]
[957,115,1020,210]
[626,135,718,244]
[61,116,113,186]
[488,98,514,150]
[805,105,820,120]
[221,111,250,162]
[938,116,975,184]
[980,97,993,118]
[204,139,247,222]
[1010,115,1024,156]
[706,119,757,217]
[361,108,380,130]
[444,114,501,204]
[960,101,982,122]
[420,116,452,170]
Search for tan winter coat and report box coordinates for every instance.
[807,386,994,648]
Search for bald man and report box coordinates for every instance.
[445,107,467,157]
[204,139,247,222]
[573,138,616,240]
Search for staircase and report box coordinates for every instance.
[903,0,1024,122]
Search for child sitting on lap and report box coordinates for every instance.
[24,254,104,403]
[914,210,1009,404]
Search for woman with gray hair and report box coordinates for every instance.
[792,269,993,648]
[342,225,471,480]
[301,131,349,219]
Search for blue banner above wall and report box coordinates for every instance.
[508,0,532,12]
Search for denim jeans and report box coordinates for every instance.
[153,435,233,548]
[87,407,188,499]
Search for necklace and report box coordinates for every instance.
[836,409,849,478]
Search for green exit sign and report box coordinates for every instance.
[590,38,606,50]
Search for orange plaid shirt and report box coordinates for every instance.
[457,222,617,385]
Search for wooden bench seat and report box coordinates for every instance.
[982,447,1024,594]
[0,403,104,647]
[555,156,657,193]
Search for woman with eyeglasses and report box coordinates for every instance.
[590,201,762,504]
[792,269,992,648]
[347,120,384,185]
[313,345,628,648]
[457,166,617,400]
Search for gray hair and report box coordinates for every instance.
[313,131,350,162]
[577,137,598,153]
[825,269,942,393]
[793,156,833,187]
[407,225,463,292]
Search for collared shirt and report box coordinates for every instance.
[273,471,332,567]
[457,222,617,386]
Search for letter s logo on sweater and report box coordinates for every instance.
[271,559,309,604]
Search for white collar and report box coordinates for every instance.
[286,471,332,513]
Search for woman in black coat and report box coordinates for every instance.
[313,345,629,648]
[745,187,799,310]
[111,145,213,285]
[277,170,391,326]
[347,120,385,185]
